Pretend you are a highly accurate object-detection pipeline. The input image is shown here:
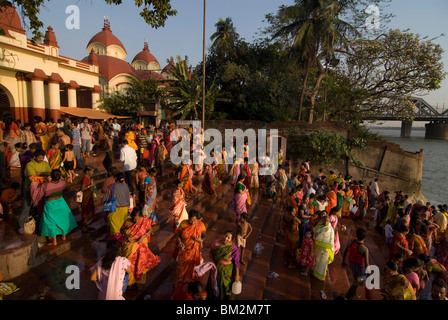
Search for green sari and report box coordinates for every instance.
[313,223,335,280]
[210,240,240,299]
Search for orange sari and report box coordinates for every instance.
[121,217,161,285]
[180,165,194,202]
[325,190,337,213]
[176,220,206,285]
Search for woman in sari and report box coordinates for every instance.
[335,185,345,217]
[3,116,22,167]
[37,169,77,246]
[95,122,106,145]
[120,207,161,289]
[202,163,219,197]
[176,209,206,286]
[104,172,130,242]
[178,162,196,202]
[47,141,67,180]
[325,189,337,213]
[381,260,416,300]
[328,207,341,255]
[282,206,301,268]
[313,215,335,283]
[242,158,251,190]
[390,224,413,260]
[90,240,132,300]
[144,168,158,225]
[168,180,189,232]
[277,165,288,198]
[209,230,241,300]
[230,158,242,188]
[229,174,249,222]
[149,136,160,167]
[34,116,49,151]
[341,187,354,217]
[80,165,96,233]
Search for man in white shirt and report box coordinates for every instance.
[370,178,380,209]
[120,139,137,194]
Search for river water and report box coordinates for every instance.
[368,127,448,206]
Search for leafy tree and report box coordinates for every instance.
[0,0,177,38]
[290,129,366,167]
[99,77,161,116]
[270,0,358,124]
[164,56,229,121]
[333,29,446,121]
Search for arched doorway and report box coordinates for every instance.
[0,86,13,118]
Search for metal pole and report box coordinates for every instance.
[202,0,206,130]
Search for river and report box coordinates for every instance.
[367,126,448,206]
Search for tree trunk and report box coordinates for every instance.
[299,57,312,122]
[308,59,327,124]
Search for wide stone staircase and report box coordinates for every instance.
[1,155,390,300]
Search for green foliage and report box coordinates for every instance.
[164,56,229,121]
[99,78,161,116]
[290,129,366,167]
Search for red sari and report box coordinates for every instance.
[390,232,409,260]
[243,163,251,190]
[297,237,316,267]
[121,217,161,286]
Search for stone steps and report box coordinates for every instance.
[123,174,233,300]
[0,162,187,281]
[143,185,266,300]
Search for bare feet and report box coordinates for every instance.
[62,235,66,241]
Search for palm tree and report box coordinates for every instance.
[274,0,357,123]
[210,17,239,54]
[164,56,229,120]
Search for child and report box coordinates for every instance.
[384,219,393,246]
[237,212,253,265]
[298,230,315,276]
[0,182,20,220]
[63,144,76,183]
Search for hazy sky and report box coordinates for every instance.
[23,0,448,112]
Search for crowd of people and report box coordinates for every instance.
[0,113,447,301]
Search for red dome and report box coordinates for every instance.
[86,19,127,54]
[132,42,159,66]
[82,54,136,81]
[162,56,175,74]
[0,5,25,38]
[135,69,165,82]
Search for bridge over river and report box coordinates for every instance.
[364,97,448,139]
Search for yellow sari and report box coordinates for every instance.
[48,149,67,180]
[35,122,49,150]
[125,131,138,151]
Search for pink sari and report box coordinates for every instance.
[329,214,340,255]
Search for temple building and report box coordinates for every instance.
[0,5,172,123]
